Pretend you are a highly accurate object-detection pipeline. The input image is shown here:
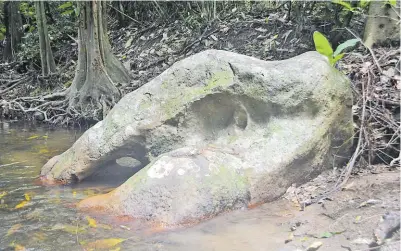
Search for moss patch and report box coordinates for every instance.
[162,70,233,118]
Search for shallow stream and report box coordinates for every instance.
[0,121,296,251]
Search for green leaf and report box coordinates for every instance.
[61,9,75,16]
[313,31,333,58]
[333,38,359,57]
[28,25,35,33]
[330,53,345,65]
[388,0,396,6]
[332,0,355,11]
[321,232,333,238]
[74,5,80,17]
[58,2,73,10]
[359,0,370,8]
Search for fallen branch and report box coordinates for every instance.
[0,76,30,95]
[180,27,219,54]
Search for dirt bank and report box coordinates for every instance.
[134,167,399,251]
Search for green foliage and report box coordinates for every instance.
[19,2,35,19]
[388,0,396,7]
[332,0,355,11]
[58,1,73,10]
[333,38,359,57]
[19,2,36,33]
[359,0,370,8]
[313,31,359,66]
[313,31,333,58]
[58,1,77,17]
[0,25,6,40]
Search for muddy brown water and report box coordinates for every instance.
[0,121,398,251]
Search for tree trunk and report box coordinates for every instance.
[68,1,130,119]
[363,2,400,47]
[35,1,56,77]
[3,1,22,62]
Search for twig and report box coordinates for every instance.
[67,34,78,44]
[107,3,141,24]
[345,27,383,73]
[0,76,30,95]
[180,28,219,54]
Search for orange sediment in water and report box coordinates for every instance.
[34,176,68,186]
[77,191,116,212]
[247,201,265,209]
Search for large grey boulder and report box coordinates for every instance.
[41,50,352,225]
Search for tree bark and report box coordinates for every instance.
[3,1,22,62]
[35,1,56,77]
[363,2,400,47]
[67,1,130,119]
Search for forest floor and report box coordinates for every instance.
[1,8,398,165]
[279,165,400,251]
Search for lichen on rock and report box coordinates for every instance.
[41,50,353,226]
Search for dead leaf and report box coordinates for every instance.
[300,236,309,242]
[38,148,49,154]
[98,223,112,230]
[87,216,97,228]
[285,232,294,243]
[255,27,267,33]
[125,37,133,48]
[24,193,31,201]
[33,232,47,241]
[15,200,28,209]
[357,199,381,208]
[28,135,39,140]
[10,242,26,251]
[355,215,362,223]
[0,191,7,199]
[81,238,125,250]
[14,244,26,251]
[7,224,22,236]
